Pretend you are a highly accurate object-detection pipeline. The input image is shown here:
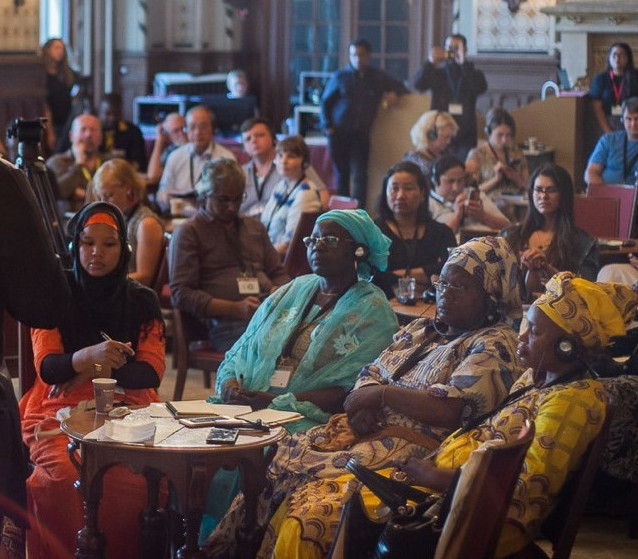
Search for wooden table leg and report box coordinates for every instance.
[68,440,106,559]
[140,468,169,559]
[175,458,207,559]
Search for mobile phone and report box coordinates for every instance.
[206,428,239,445]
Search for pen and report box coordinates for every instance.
[238,373,244,391]
[100,331,112,342]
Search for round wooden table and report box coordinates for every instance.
[62,409,285,559]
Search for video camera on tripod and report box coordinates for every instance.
[7,117,71,268]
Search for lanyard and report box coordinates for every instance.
[391,218,420,274]
[189,152,211,190]
[266,176,305,231]
[429,190,454,210]
[610,70,625,105]
[444,63,463,102]
[252,161,276,202]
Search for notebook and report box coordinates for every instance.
[165,400,303,425]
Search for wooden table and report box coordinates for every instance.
[61,410,285,559]
[598,238,638,265]
[390,298,436,325]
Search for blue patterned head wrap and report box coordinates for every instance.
[316,209,391,280]
[444,236,524,326]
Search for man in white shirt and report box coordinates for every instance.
[157,105,236,212]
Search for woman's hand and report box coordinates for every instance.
[343,384,383,415]
[71,340,135,378]
[520,248,547,270]
[347,408,383,438]
[393,457,458,492]
[234,296,261,320]
[230,389,276,410]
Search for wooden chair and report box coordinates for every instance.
[573,195,620,238]
[587,183,638,238]
[510,407,614,559]
[329,424,534,559]
[172,307,224,401]
[283,211,322,279]
[327,195,359,210]
[433,422,535,559]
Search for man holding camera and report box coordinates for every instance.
[413,34,487,160]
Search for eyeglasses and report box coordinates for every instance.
[211,192,247,205]
[533,186,559,195]
[302,236,350,249]
[432,279,465,293]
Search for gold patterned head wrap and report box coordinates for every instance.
[444,236,524,326]
[535,271,638,349]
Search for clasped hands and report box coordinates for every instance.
[48,338,134,398]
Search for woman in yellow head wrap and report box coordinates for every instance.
[394,271,638,557]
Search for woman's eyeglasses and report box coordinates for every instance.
[432,279,465,293]
[303,236,348,248]
[533,186,559,195]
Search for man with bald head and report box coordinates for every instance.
[46,113,103,211]
[156,104,236,212]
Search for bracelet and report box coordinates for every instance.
[381,385,389,408]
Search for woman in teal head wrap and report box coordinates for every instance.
[213,208,397,429]
[200,209,398,539]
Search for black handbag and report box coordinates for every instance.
[341,458,455,559]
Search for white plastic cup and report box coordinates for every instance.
[93,378,117,414]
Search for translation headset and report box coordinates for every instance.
[554,336,581,363]
[67,201,133,256]
[354,244,369,261]
[427,111,441,142]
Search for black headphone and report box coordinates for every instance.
[554,336,581,363]
[427,111,441,142]
[354,244,369,261]
[67,201,132,257]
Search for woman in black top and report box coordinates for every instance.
[373,161,457,298]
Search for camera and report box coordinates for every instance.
[6,117,47,145]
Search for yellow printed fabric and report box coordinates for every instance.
[535,271,637,348]
[435,368,607,557]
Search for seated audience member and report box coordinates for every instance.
[98,93,147,172]
[585,96,638,185]
[198,210,399,538]
[465,107,528,206]
[21,201,165,559]
[46,113,103,212]
[205,236,525,557]
[93,158,165,286]
[590,42,638,134]
[501,163,598,299]
[226,68,249,99]
[261,135,323,256]
[238,118,328,218]
[157,105,236,212]
[169,158,289,353]
[373,161,456,298]
[394,272,633,557]
[146,112,187,186]
[404,109,458,180]
[428,154,510,238]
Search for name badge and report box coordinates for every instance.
[237,277,260,295]
[270,366,293,388]
[612,104,623,116]
[448,103,463,115]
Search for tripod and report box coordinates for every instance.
[7,118,71,268]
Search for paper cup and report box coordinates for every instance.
[93,378,117,414]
